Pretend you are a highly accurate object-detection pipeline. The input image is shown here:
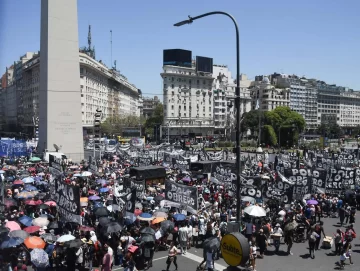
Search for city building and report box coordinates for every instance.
[250,76,290,111]
[0,51,141,136]
[161,49,214,139]
[142,96,160,118]
[212,65,251,137]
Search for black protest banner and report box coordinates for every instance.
[138,157,152,166]
[172,157,190,171]
[263,183,293,204]
[284,168,311,200]
[112,187,137,213]
[333,153,358,167]
[311,168,327,193]
[211,162,236,184]
[54,178,81,224]
[327,167,354,190]
[163,152,171,163]
[240,186,262,199]
[123,178,145,199]
[165,180,198,213]
[354,168,360,187]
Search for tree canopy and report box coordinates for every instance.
[100,115,145,136]
[241,106,306,147]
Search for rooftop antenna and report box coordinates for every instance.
[88,25,92,51]
[110,30,113,68]
[114,60,117,70]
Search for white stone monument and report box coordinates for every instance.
[38,0,84,162]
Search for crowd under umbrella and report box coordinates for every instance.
[140,227,156,235]
[24,236,46,249]
[24,226,41,234]
[94,207,109,217]
[41,233,57,243]
[307,199,318,205]
[18,215,33,227]
[153,211,167,218]
[30,248,49,268]
[89,195,101,201]
[79,226,95,232]
[173,213,186,221]
[5,221,21,232]
[4,198,17,208]
[39,204,50,210]
[137,213,154,221]
[24,185,38,192]
[9,230,30,240]
[44,201,56,207]
[141,234,155,243]
[99,187,109,193]
[152,217,166,224]
[203,236,221,251]
[0,236,23,249]
[64,239,84,248]
[0,226,9,234]
[101,222,123,235]
[12,180,24,185]
[161,220,174,233]
[57,234,76,243]
[32,217,49,227]
[243,205,267,217]
[99,217,111,226]
[48,221,59,229]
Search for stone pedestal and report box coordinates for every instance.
[38,0,84,162]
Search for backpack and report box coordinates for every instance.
[309,234,316,243]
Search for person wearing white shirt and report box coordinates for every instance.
[187,223,193,249]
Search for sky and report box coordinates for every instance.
[1,0,360,97]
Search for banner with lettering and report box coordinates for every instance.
[123,178,145,199]
[172,157,190,171]
[138,157,152,167]
[284,168,311,200]
[0,140,29,157]
[112,187,136,213]
[310,168,327,193]
[54,178,81,224]
[333,153,358,167]
[211,162,236,184]
[165,180,198,213]
[326,167,354,191]
[88,156,98,173]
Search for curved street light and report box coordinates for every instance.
[174,11,242,226]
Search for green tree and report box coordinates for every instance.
[241,110,260,135]
[144,103,164,138]
[262,125,277,146]
[100,115,144,136]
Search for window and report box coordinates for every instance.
[171,84,174,89]
[164,84,167,88]
[171,105,174,109]
[171,77,174,82]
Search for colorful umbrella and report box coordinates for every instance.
[18,215,33,227]
[137,213,154,221]
[153,211,167,218]
[4,198,18,208]
[30,248,49,268]
[44,201,57,207]
[5,221,21,232]
[57,234,75,243]
[89,195,101,201]
[24,226,41,233]
[151,217,166,224]
[32,217,49,227]
[12,180,24,185]
[173,213,186,221]
[307,199,318,205]
[9,230,30,240]
[0,237,23,249]
[79,226,95,232]
[99,187,109,193]
[29,157,42,162]
[16,191,38,199]
[134,209,142,216]
[24,236,46,249]
[22,177,35,184]
[24,185,38,192]
[26,199,43,206]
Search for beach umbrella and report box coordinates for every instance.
[48,222,59,229]
[29,157,41,163]
[24,236,46,249]
[203,236,220,251]
[306,199,318,205]
[81,171,92,177]
[243,205,267,217]
[141,234,155,243]
[0,237,23,249]
[94,207,109,217]
[44,201,56,207]
[99,217,110,226]
[24,185,38,192]
[22,177,35,184]
[5,221,21,232]
[89,195,101,201]
[30,248,49,268]
[4,198,17,208]
[101,222,123,234]
[137,213,154,221]
[161,220,174,233]
[152,217,166,224]
[99,187,109,193]
[25,199,42,206]
[140,227,156,235]
[9,230,30,240]
[57,234,76,243]
[32,217,49,227]
[173,214,186,221]
[153,211,168,218]
[24,226,41,234]
[12,180,24,185]
[41,233,57,243]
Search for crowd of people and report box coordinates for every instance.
[0,151,359,271]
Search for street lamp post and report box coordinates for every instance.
[174,11,242,225]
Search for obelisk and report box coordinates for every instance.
[38,0,84,162]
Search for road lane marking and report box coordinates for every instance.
[182,252,227,270]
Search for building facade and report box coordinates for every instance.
[142,96,160,118]
[0,51,141,136]
[161,62,215,139]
